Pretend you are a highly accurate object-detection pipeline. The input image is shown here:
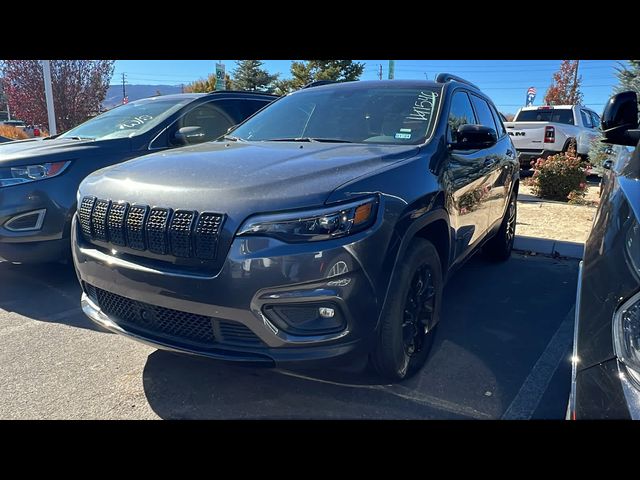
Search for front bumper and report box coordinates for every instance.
[0,178,74,262]
[572,359,640,419]
[72,215,385,366]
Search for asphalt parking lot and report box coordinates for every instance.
[0,252,578,419]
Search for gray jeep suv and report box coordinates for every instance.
[72,76,519,380]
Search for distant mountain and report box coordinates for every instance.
[103,84,183,109]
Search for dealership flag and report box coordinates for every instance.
[526,87,537,106]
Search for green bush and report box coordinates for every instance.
[530,142,588,201]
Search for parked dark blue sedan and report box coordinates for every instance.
[0,91,275,263]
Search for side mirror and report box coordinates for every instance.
[172,126,206,145]
[601,91,640,146]
[452,124,497,150]
[602,159,614,170]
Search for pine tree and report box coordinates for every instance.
[615,60,640,95]
[286,60,365,91]
[232,60,278,93]
[543,60,583,105]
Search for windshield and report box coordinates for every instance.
[60,97,192,140]
[231,85,442,145]
[514,108,575,125]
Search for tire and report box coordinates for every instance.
[369,238,443,381]
[484,192,517,261]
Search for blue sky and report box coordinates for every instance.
[112,60,623,115]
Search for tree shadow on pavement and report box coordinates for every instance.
[0,261,104,332]
[141,349,471,419]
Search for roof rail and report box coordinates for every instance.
[435,73,480,90]
[302,80,337,89]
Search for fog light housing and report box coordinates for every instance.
[263,303,345,335]
[4,208,46,232]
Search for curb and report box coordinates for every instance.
[513,235,584,259]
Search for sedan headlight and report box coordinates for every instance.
[238,196,379,242]
[614,290,640,387]
[613,215,640,386]
[0,161,71,187]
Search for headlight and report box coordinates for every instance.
[0,161,71,187]
[614,290,640,387]
[238,196,379,242]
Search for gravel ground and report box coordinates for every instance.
[516,184,599,244]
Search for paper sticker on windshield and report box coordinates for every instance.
[118,115,154,130]
[406,91,438,122]
[395,132,412,139]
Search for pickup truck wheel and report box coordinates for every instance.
[370,239,442,381]
[484,193,517,261]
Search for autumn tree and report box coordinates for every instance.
[0,77,7,114]
[185,72,234,93]
[276,60,365,94]
[0,60,114,131]
[615,60,640,95]
[543,60,583,105]
[232,60,278,92]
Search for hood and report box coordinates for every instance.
[80,141,420,220]
[0,137,129,166]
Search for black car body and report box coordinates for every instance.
[569,91,640,419]
[0,91,275,263]
[73,77,519,380]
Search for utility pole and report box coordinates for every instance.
[122,73,127,103]
[181,83,185,93]
[378,64,383,80]
[572,60,580,104]
[42,60,57,135]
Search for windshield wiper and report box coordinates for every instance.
[63,136,95,141]
[265,137,354,143]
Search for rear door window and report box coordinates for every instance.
[470,94,498,133]
[580,109,593,128]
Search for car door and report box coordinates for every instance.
[445,90,493,260]
[470,94,515,229]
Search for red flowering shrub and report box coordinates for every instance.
[530,141,588,201]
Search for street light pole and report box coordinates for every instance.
[42,60,57,135]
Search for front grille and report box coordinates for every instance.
[84,283,264,349]
[195,212,224,259]
[169,210,196,257]
[91,199,111,241]
[146,208,171,254]
[79,196,224,261]
[219,321,264,346]
[126,205,149,250]
[90,284,215,346]
[107,202,129,246]
[79,196,95,237]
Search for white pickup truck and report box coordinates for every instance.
[504,105,602,168]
